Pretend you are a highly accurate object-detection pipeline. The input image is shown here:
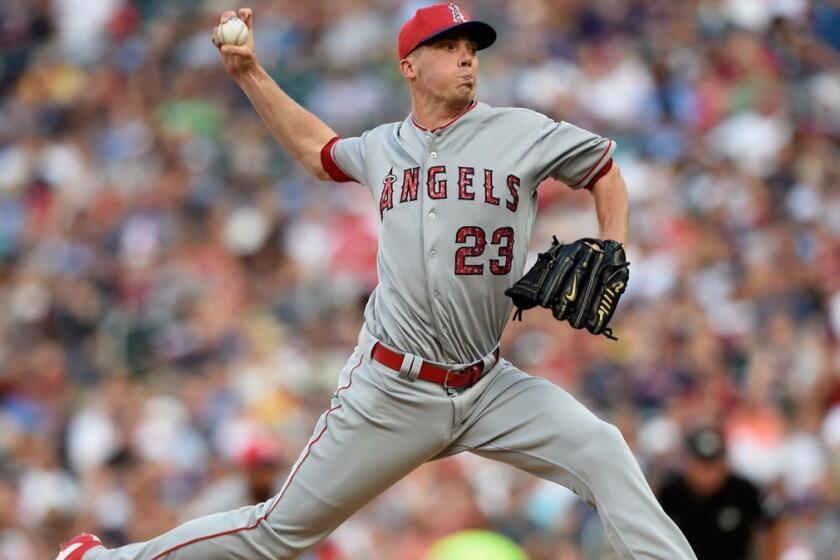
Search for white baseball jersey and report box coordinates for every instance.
[322,101,615,365]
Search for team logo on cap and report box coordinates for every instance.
[449,3,468,23]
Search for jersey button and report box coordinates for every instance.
[428,211,436,220]
[430,250,436,257]
[430,151,437,159]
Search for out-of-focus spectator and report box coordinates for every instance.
[3,0,840,557]
[659,426,783,560]
[184,435,287,519]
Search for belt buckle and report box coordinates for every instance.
[465,364,481,385]
[446,364,481,390]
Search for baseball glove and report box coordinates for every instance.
[504,237,629,340]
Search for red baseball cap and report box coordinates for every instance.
[398,3,496,60]
[236,438,284,468]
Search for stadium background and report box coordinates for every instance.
[3,0,840,558]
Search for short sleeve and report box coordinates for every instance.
[534,117,616,189]
[320,135,365,184]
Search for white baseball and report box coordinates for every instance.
[218,16,249,46]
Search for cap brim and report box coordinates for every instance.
[417,21,497,53]
[686,429,726,461]
[688,448,725,461]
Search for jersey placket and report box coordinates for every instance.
[418,129,454,361]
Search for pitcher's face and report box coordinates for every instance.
[405,35,478,107]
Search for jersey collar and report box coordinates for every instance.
[410,100,478,133]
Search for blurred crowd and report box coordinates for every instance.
[3,0,840,558]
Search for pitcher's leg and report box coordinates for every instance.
[87,351,453,559]
[454,361,696,560]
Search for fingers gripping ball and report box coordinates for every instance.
[218,16,249,46]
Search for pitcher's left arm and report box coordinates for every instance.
[590,163,629,245]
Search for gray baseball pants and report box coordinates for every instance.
[87,325,696,559]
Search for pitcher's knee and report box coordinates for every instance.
[261,500,344,557]
[578,421,633,470]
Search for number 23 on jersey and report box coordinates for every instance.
[455,226,514,275]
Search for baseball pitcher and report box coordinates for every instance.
[58,4,696,559]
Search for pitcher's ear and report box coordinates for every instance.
[401,55,417,79]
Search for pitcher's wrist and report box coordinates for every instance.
[234,64,268,88]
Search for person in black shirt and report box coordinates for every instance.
[658,426,783,560]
